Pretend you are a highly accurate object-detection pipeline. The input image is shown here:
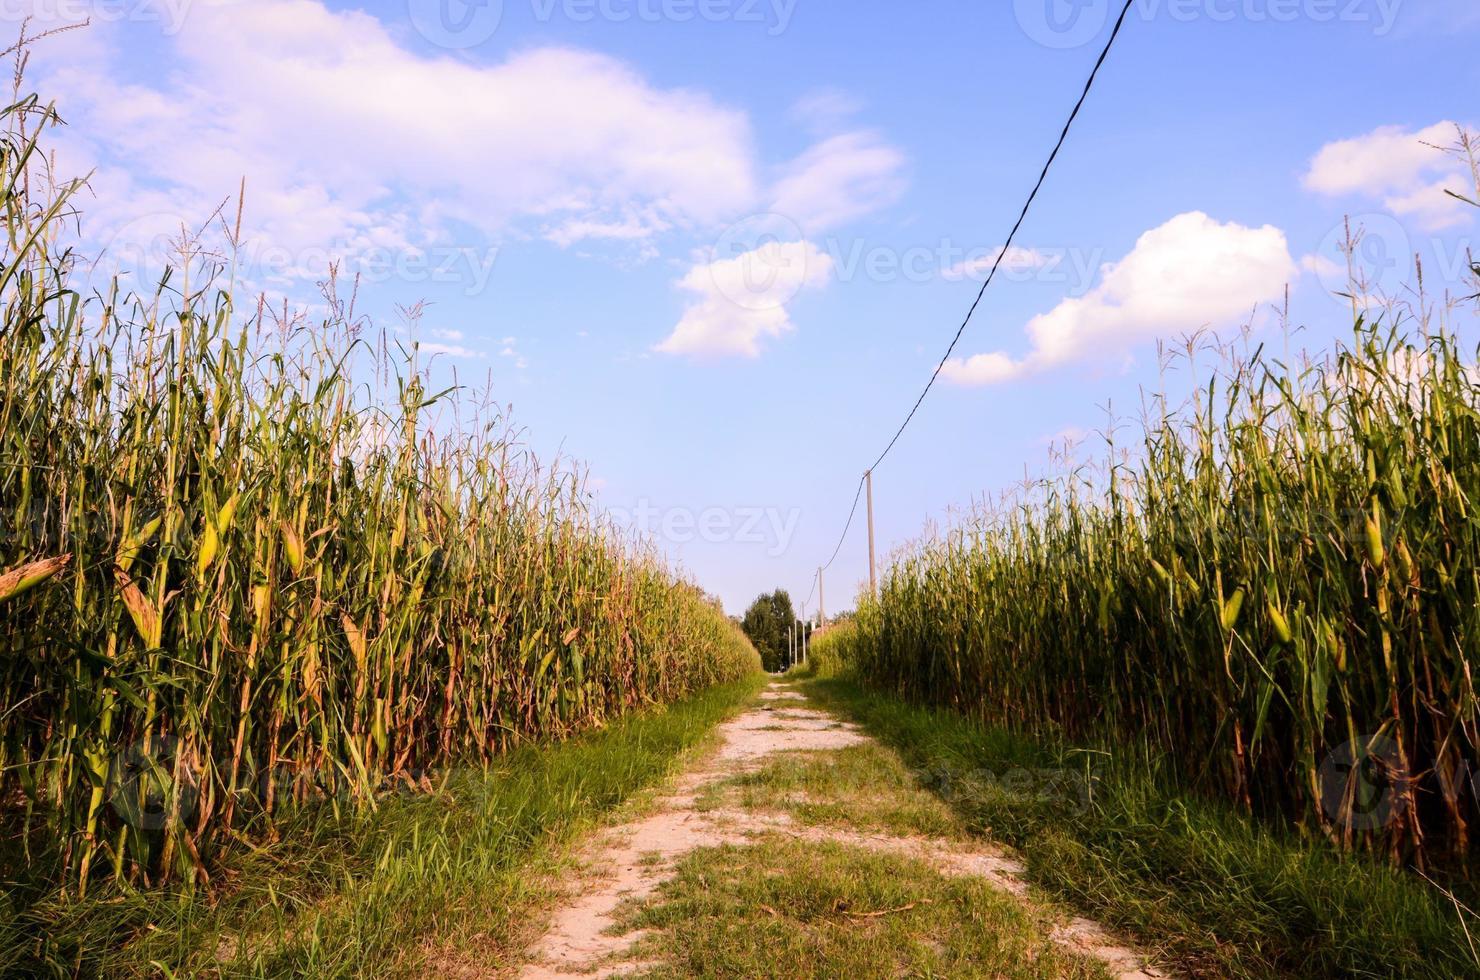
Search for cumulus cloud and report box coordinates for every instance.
[25,1,910,361]
[940,351,1021,386]
[656,240,833,357]
[656,124,904,357]
[942,212,1296,385]
[36,0,758,275]
[1303,121,1474,231]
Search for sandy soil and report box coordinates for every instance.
[514,683,1168,979]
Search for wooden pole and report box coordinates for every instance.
[818,567,826,628]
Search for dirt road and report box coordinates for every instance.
[516,680,1168,979]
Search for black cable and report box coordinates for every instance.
[807,0,1137,594]
[823,475,866,572]
[867,0,1136,474]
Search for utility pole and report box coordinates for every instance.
[800,602,809,667]
[866,469,878,598]
[787,623,794,672]
[817,566,826,629]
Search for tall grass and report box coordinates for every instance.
[802,674,1480,976]
[831,301,1480,865]
[0,93,758,897]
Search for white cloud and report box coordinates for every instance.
[942,212,1296,385]
[1303,121,1474,231]
[1381,176,1470,231]
[419,342,483,359]
[656,240,833,357]
[769,131,906,234]
[27,2,910,363]
[940,351,1020,386]
[37,0,759,274]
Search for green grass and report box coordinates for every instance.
[613,837,1109,979]
[1,674,765,978]
[0,88,760,901]
[817,307,1480,868]
[696,743,963,841]
[801,675,1480,979]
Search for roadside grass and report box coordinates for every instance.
[696,743,963,841]
[3,675,765,978]
[613,836,1109,979]
[801,675,1480,979]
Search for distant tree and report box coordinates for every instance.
[822,609,854,628]
[740,589,799,672]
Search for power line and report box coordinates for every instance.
[823,476,865,572]
[807,0,1137,598]
[803,473,861,608]
[868,0,1136,473]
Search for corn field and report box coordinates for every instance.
[0,95,759,894]
[828,309,1480,865]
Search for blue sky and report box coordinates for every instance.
[27,0,1480,614]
